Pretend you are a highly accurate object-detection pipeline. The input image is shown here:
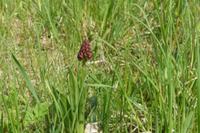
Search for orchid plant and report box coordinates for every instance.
[48,39,93,133]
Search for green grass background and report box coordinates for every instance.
[0,0,200,132]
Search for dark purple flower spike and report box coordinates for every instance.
[77,39,93,62]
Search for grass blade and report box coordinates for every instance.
[11,54,40,104]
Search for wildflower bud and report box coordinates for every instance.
[77,39,93,61]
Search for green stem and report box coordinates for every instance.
[77,64,87,133]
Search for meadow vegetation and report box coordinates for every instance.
[0,0,200,132]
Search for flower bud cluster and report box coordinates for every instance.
[77,39,93,61]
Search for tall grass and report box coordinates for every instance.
[0,0,199,132]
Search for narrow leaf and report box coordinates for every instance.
[87,84,113,88]
[11,54,40,104]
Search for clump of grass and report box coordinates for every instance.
[0,0,200,132]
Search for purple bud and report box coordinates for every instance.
[77,39,93,62]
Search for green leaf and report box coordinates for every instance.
[198,21,200,31]
[11,54,40,104]
[181,111,194,133]
[87,84,113,88]
[68,67,79,109]
[126,96,148,114]
[0,112,3,133]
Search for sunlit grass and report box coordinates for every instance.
[0,0,200,132]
